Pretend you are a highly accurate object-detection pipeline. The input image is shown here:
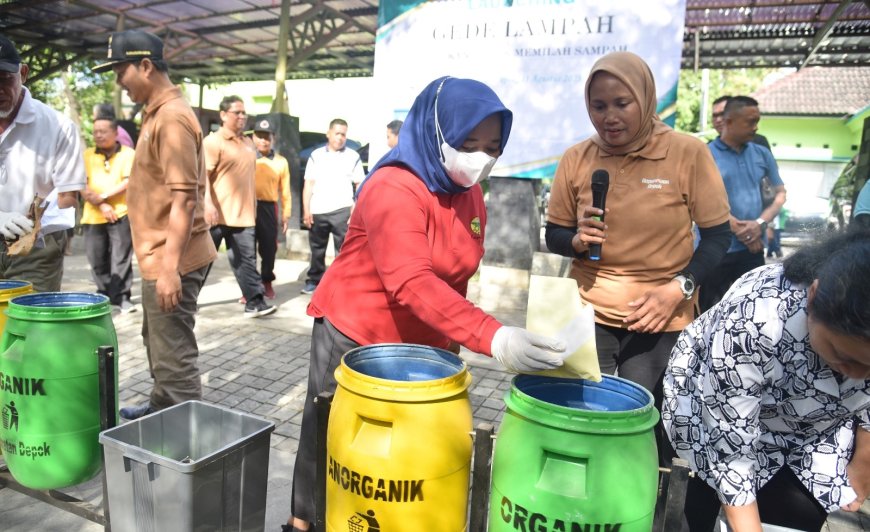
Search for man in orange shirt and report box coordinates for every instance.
[252,116,291,299]
[94,30,217,420]
[203,96,276,317]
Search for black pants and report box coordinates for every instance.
[83,217,134,305]
[255,200,279,283]
[209,225,264,300]
[596,323,680,466]
[306,207,350,285]
[699,249,765,313]
[291,317,360,523]
[680,466,827,531]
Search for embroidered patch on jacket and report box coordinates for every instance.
[470,217,481,236]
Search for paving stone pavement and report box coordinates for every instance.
[1,239,868,531]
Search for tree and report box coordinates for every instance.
[675,68,780,136]
[27,61,118,147]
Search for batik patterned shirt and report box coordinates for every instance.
[663,263,870,511]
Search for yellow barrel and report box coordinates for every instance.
[0,280,32,334]
[327,344,473,531]
[0,280,31,457]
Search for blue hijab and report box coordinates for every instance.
[360,76,513,196]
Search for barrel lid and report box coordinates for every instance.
[0,280,33,303]
[506,374,659,434]
[335,343,472,402]
[7,292,112,320]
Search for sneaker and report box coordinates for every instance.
[300,282,317,295]
[120,298,137,314]
[264,282,276,299]
[244,297,277,318]
[119,403,155,420]
[238,296,247,304]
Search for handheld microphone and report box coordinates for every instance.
[588,169,610,261]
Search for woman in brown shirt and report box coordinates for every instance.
[545,51,732,462]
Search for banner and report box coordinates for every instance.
[373,0,686,178]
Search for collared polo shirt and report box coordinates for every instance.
[0,87,85,215]
[82,144,135,224]
[709,137,783,253]
[254,151,292,219]
[548,130,730,331]
[203,126,257,227]
[304,145,365,215]
[127,86,216,280]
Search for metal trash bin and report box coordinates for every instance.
[99,400,275,532]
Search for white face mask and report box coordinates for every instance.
[434,79,498,188]
[439,143,497,188]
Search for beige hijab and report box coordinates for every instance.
[585,51,671,155]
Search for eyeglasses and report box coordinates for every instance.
[712,112,724,118]
[227,110,247,116]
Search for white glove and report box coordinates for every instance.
[491,326,566,373]
[0,211,34,240]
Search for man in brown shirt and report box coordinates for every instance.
[203,95,276,317]
[93,29,217,420]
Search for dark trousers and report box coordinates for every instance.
[699,249,765,313]
[83,217,134,305]
[596,323,680,466]
[210,225,264,300]
[291,317,360,523]
[679,465,827,531]
[141,264,209,410]
[0,231,66,292]
[306,207,350,285]
[255,200,278,283]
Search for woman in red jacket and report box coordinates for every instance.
[283,77,566,532]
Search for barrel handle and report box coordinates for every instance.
[0,332,25,362]
[123,456,158,481]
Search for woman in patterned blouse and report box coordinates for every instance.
[663,230,870,531]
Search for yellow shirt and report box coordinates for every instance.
[254,152,292,220]
[547,129,730,331]
[81,145,135,224]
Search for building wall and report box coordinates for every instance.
[761,116,858,161]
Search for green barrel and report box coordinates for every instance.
[489,375,660,532]
[0,292,118,490]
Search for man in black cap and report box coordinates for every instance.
[94,29,218,420]
[0,34,85,291]
[252,116,292,299]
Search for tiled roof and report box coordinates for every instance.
[753,67,870,117]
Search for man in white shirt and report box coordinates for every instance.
[0,34,85,291]
[300,118,365,294]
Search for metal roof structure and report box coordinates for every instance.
[3,0,870,85]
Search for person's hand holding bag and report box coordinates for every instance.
[491,326,566,373]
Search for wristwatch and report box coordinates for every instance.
[755,217,768,232]
[673,272,696,300]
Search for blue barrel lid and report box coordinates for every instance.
[336,343,472,402]
[7,292,112,321]
[0,280,32,303]
[506,374,659,434]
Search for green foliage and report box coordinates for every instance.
[25,61,118,147]
[675,68,780,136]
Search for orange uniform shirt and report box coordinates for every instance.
[127,87,216,280]
[254,153,292,220]
[203,127,257,227]
[547,130,730,331]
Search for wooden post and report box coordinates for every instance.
[469,423,494,532]
[272,0,291,114]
